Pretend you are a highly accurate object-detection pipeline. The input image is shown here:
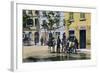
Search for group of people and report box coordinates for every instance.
[23,31,78,53]
[47,33,78,54]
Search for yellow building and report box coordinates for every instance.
[64,12,91,49]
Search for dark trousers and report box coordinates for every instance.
[57,45,60,53]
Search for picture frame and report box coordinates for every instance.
[11,1,97,71]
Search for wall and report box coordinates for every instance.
[64,12,91,48]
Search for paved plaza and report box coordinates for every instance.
[23,46,91,62]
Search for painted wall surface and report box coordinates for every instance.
[64,12,91,48]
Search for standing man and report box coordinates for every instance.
[40,37,44,46]
[74,36,78,53]
[57,36,61,53]
[52,37,56,53]
[48,35,53,53]
[62,33,66,53]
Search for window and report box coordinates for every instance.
[42,20,48,29]
[42,11,47,17]
[80,13,86,21]
[27,18,33,27]
[35,18,39,26]
[23,10,26,15]
[69,12,74,22]
[28,10,32,15]
[69,12,74,19]
[80,13,85,18]
[35,10,39,15]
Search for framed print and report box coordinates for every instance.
[11,1,97,71]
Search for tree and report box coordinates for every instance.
[41,11,61,44]
[47,11,60,31]
[42,20,48,44]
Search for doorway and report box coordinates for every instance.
[80,29,86,49]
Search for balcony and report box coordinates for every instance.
[69,18,74,23]
[80,18,86,21]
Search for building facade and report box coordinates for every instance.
[64,12,91,49]
[23,10,65,45]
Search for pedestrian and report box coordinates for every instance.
[52,37,56,53]
[62,32,66,53]
[66,36,73,53]
[74,36,78,49]
[57,36,61,53]
[40,37,44,46]
[74,36,78,53]
[34,37,37,45]
[48,36,52,53]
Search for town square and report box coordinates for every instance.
[22,10,91,62]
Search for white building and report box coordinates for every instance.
[23,10,66,45]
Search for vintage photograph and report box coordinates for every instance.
[22,10,91,62]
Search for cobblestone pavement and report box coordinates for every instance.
[23,46,91,62]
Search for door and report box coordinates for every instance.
[80,30,86,49]
[69,30,74,36]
